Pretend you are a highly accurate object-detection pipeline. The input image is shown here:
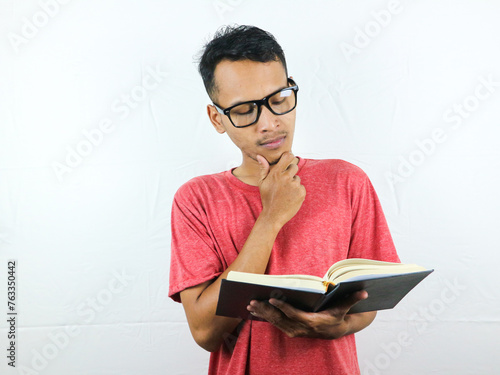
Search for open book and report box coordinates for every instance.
[215,258,433,319]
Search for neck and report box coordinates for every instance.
[232,161,261,186]
[232,154,299,186]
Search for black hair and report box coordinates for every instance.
[198,25,288,101]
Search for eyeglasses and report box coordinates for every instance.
[213,78,299,128]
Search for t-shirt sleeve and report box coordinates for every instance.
[347,171,400,263]
[168,182,224,303]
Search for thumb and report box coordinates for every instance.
[338,290,368,313]
[256,155,270,182]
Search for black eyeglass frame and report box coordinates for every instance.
[212,78,299,128]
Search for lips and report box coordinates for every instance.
[260,136,286,150]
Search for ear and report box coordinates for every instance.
[207,105,226,134]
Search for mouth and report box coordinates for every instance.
[259,135,286,150]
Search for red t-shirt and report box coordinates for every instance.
[169,158,400,375]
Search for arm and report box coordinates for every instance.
[246,166,392,339]
[179,152,306,352]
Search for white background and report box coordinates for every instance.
[1,0,499,374]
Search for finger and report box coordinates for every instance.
[249,300,307,337]
[274,152,295,173]
[282,162,299,178]
[291,175,301,184]
[288,156,299,167]
[256,155,270,182]
[247,300,283,323]
[268,298,309,322]
[290,176,304,191]
[282,156,299,176]
[247,300,274,315]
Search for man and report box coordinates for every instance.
[169,25,400,374]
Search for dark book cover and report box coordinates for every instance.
[215,270,433,319]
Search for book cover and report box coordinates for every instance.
[215,270,433,319]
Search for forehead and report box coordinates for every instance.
[213,59,287,107]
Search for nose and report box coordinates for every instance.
[255,105,279,133]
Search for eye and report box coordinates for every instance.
[271,98,286,106]
[234,109,253,115]
[232,104,255,116]
[270,89,292,106]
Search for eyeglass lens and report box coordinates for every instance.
[229,88,296,127]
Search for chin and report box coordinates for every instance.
[266,149,291,165]
[268,157,280,166]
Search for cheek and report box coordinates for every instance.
[226,132,251,151]
[286,113,296,128]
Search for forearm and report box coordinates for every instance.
[181,212,282,351]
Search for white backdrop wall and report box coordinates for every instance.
[1,0,499,374]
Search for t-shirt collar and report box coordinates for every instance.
[224,156,306,191]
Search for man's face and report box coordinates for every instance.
[208,59,296,167]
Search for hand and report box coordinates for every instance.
[246,291,372,339]
[256,152,306,229]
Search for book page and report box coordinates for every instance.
[323,259,422,280]
[322,258,404,278]
[329,265,427,284]
[227,271,326,292]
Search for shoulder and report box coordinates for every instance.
[173,171,228,204]
[301,158,369,185]
[176,171,227,191]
